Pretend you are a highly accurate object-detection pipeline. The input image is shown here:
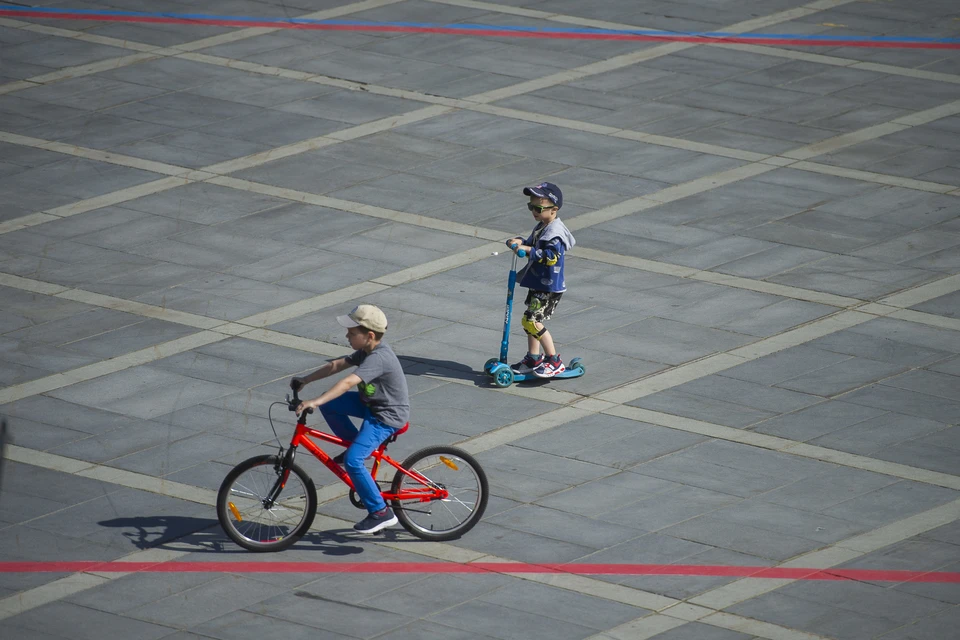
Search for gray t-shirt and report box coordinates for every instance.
[345,342,410,429]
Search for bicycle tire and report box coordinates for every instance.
[217,454,317,552]
[391,445,488,541]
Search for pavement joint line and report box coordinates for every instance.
[787,161,959,194]
[687,496,960,612]
[701,612,830,640]
[8,0,960,99]
[0,16,171,53]
[2,4,955,638]
[0,0,410,95]
[6,437,956,640]
[589,613,688,640]
[0,330,226,406]
[0,131,197,178]
[2,70,957,242]
[606,405,960,491]
[3,28,960,241]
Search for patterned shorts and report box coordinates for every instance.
[523,290,563,323]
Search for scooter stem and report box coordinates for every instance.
[500,246,526,363]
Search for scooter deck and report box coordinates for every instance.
[512,366,585,382]
[484,358,585,387]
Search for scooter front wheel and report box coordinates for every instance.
[493,365,514,388]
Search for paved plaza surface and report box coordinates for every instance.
[1,0,959,638]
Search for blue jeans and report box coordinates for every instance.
[319,392,397,513]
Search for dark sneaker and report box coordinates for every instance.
[533,357,565,378]
[354,507,398,533]
[511,354,543,375]
[332,451,345,465]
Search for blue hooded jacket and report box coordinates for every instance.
[518,218,576,293]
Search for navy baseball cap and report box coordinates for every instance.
[523,182,562,209]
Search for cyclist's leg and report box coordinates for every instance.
[344,417,397,513]
[318,391,364,442]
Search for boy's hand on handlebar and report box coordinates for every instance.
[296,399,317,415]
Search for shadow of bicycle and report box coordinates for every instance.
[98,515,366,555]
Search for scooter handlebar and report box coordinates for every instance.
[510,244,527,258]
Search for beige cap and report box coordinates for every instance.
[337,304,388,334]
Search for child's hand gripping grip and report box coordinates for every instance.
[510,244,527,258]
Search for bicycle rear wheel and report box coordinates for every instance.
[391,446,488,541]
[217,454,317,552]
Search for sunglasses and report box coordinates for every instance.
[527,202,556,213]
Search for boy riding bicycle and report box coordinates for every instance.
[293,304,409,534]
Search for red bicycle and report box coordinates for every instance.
[216,386,488,551]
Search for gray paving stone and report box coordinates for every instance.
[645,623,754,640]
[761,464,900,513]
[598,484,743,532]
[877,607,960,640]
[782,580,952,624]
[480,580,645,630]
[711,499,868,544]
[654,288,788,329]
[752,399,889,442]
[532,470,686,518]
[728,591,901,640]
[577,317,753,365]
[775,356,907,397]
[246,586,411,636]
[913,289,960,318]
[847,317,960,354]
[428,598,597,640]
[662,515,823,561]
[631,389,776,428]
[822,480,959,528]
[121,182,287,224]
[7,601,174,640]
[660,235,777,270]
[99,56,255,91]
[48,365,239,420]
[199,109,347,145]
[672,374,822,414]
[191,610,357,640]
[840,384,960,424]
[65,319,200,359]
[488,504,643,549]
[806,330,953,366]
[122,575,286,628]
[108,433,260,476]
[723,345,850,385]
[189,72,339,108]
[878,369,960,401]
[930,356,960,376]
[631,453,787,498]
[375,620,500,640]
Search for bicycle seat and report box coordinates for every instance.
[388,423,409,443]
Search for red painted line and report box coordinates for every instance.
[1,9,960,49]
[2,562,959,582]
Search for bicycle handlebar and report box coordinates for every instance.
[288,380,313,415]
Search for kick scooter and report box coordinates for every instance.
[483,246,585,388]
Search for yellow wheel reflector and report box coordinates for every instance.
[439,456,459,470]
[228,502,242,521]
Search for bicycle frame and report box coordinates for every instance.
[282,418,448,504]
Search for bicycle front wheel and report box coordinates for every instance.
[217,455,317,552]
[391,446,488,541]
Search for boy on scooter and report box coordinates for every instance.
[505,182,576,378]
